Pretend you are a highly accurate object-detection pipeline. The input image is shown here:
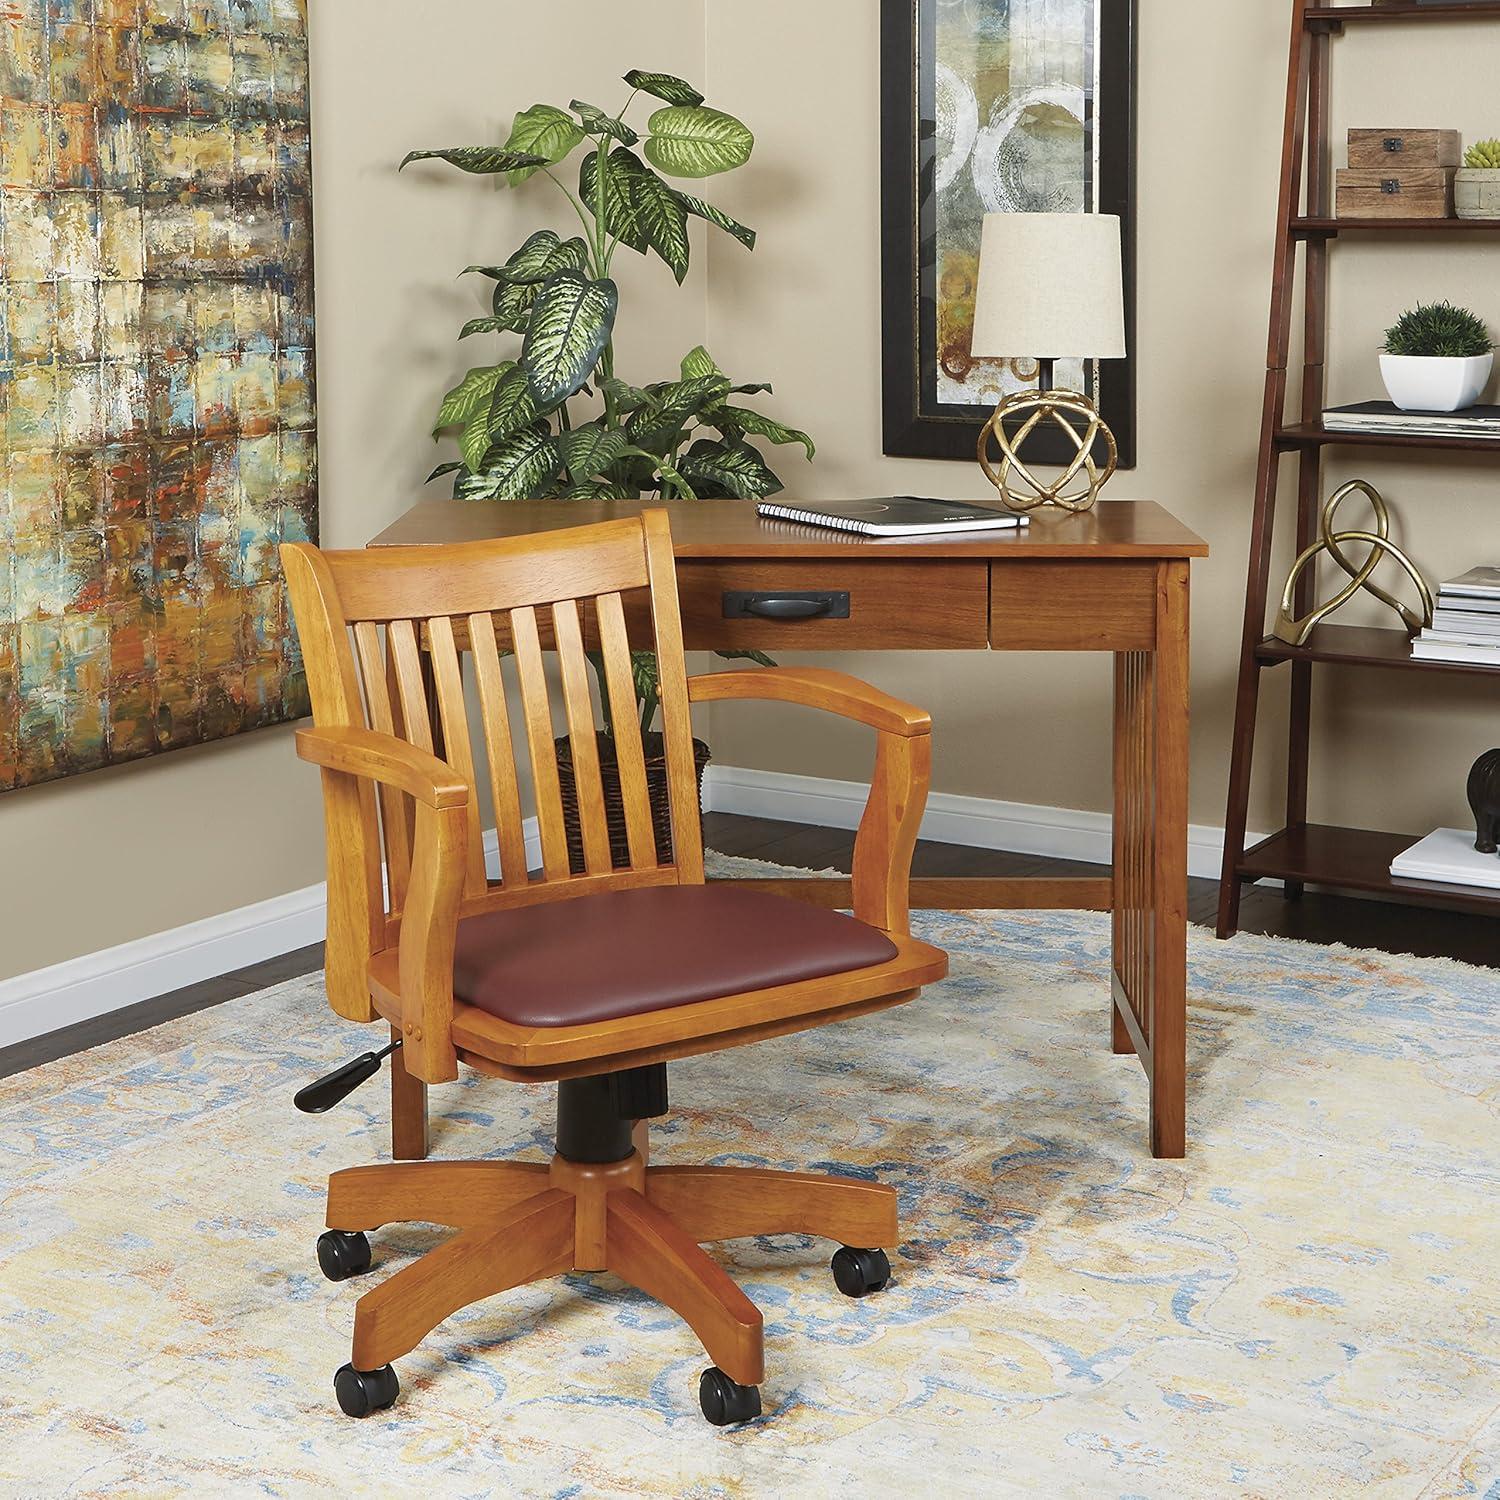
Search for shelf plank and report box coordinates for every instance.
[1275,422,1500,454]
[1307,3,1500,23]
[1254,624,1500,675]
[1238,823,1500,913]
[1292,216,1500,237]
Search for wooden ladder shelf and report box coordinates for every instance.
[1217,0,1500,938]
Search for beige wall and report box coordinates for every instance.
[8,1,1499,982]
[1,0,707,980]
[701,1,1500,841]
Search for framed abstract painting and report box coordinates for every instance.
[0,0,317,791]
[880,0,1136,466]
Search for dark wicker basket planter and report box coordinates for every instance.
[556,732,711,874]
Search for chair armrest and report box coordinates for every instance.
[296,727,470,810]
[688,668,931,738]
[296,726,465,1085]
[690,668,932,935]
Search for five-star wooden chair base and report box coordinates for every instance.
[325,1146,900,1393]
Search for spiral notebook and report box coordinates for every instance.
[757,497,1028,537]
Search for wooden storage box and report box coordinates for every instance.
[1336,167,1455,219]
[1347,128,1461,170]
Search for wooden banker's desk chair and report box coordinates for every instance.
[281,511,946,1426]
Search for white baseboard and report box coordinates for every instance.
[702,764,1260,885]
[3,770,1255,1056]
[0,821,542,1053]
[0,885,331,1053]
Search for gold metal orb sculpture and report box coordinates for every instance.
[977,387,1120,515]
[1273,479,1434,647]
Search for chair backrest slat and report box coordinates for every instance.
[510,604,571,882]
[353,620,412,909]
[643,510,703,881]
[387,619,434,753]
[282,514,704,977]
[551,599,612,875]
[596,591,656,869]
[426,615,489,897]
[467,610,530,887]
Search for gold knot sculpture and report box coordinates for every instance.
[977,387,1119,515]
[1273,479,1434,647]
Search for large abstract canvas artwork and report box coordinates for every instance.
[881,0,1134,464]
[0,0,316,791]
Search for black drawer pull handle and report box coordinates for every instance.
[721,590,851,622]
[746,596,834,619]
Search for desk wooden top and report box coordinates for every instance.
[369,498,1209,561]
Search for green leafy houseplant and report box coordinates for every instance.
[1464,139,1500,170]
[404,71,811,860]
[1382,301,1494,359]
[403,70,814,512]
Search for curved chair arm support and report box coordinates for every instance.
[394,797,465,1084]
[689,668,932,738]
[296,727,470,810]
[296,726,465,1083]
[689,668,932,935]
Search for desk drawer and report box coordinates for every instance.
[676,561,989,650]
[990,560,1157,651]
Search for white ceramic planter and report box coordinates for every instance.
[1379,352,1494,413]
[1455,167,1500,221]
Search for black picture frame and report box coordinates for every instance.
[880,0,1137,468]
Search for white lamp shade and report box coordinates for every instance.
[970,212,1126,360]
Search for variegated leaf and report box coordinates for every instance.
[502,104,585,184]
[713,405,815,460]
[580,149,649,253]
[672,190,757,251]
[454,422,562,499]
[401,146,548,175]
[519,270,618,406]
[434,364,507,433]
[571,100,639,146]
[486,364,541,442]
[642,106,754,179]
[560,422,631,482]
[676,438,784,499]
[609,150,690,282]
[623,69,705,108]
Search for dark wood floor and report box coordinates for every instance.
[3,810,1495,1081]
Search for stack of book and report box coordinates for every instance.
[1321,402,1500,441]
[1390,829,1500,892]
[1411,566,1500,666]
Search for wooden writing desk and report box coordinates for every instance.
[371,498,1208,1159]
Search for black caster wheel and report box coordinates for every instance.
[333,1362,399,1418]
[831,1245,891,1298]
[317,1229,372,1282]
[698,1367,762,1427]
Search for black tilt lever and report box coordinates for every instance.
[294,1038,402,1114]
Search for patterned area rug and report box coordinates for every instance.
[2,856,1498,1498]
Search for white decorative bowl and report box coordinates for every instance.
[1379,352,1493,413]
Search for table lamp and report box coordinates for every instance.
[970,212,1126,514]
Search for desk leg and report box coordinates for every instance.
[1150,562,1189,1159]
[1111,561,1190,1160]
[1111,651,1147,1059]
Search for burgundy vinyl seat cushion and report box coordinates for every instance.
[451,883,901,1030]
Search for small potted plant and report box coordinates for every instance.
[1380,301,1494,412]
[1456,138,1500,221]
